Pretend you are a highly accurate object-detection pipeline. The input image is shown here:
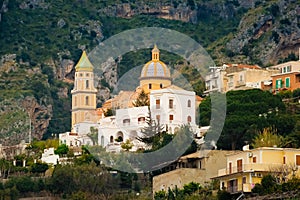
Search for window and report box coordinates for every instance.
[287,65,291,72]
[169,99,173,109]
[116,131,124,142]
[276,79,282,89]
[169,115,174,121]
[187,116,192,123]
[242,177,246,184]
[101,136,104,146]
[74,97,77,106]
[156,99,160,109]
[237,159,243,172]
[283,156,286,164]
[86,80,89,88]
[85,96,89,105]
[156,115,160,122]
[86,73,89,77]
[138,117,145,124]
[187,100,191,108]
[79,73,83,77]
[149,84,152,89]
[253,157,256,163]
[110,136,114,143]
[160,83,163,88]
[285,77,290,88]
[229,162,232,174]
[123,119,130,125]
[296,155,300,166]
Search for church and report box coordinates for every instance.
[60,45,201,151]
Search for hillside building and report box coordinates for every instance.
[63,45,202,152]
[152,150,235,194]
[204,64,279,94]
[213,147,300,194]
[269,61,300,93]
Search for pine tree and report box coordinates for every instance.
[133,89,149,107]
[137,107,164,147]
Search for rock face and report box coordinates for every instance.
[97,1,248,24]
[0,97,51,145]
[224,0,300,65]
[21,96,52,140]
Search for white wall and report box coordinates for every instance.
[150,88,196,134]
[74,122,99,135]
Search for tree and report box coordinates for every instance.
[199,89,295,150]
[54,144,69,156]
[252,174,278,195]
[30,162,49,175]
[104,108,114,117]
[133,89,149,107]
[88,127,98,145]
[183,182,200,195]
[137,107,164,148]
[252,127,283,148]
[121,139,133,151]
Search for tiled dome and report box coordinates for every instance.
[140,45,171,80]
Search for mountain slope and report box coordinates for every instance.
[0,0,299,141]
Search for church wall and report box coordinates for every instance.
[140,79,171,93]
[150,88,196,134]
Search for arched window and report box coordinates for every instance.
[101,136,104,146]
[149,83,152,89]
[187,99,191,108]
[187,116,192,123]
[85,96,89,105]
[116,131,124,142]
[86,80,89,89]
[138,117,145,124]
[160,83,163,88]
[110,136,114,143]
[123,119,130,126]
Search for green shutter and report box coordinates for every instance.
[276,79,282,89]
[285,78,290,88]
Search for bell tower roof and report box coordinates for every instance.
[75,51,94,72]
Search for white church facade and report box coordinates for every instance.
[61,45,202,152]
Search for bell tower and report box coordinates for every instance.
[71,51,97,131]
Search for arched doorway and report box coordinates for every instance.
[116,131,124,142]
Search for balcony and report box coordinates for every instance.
[227,183,253,193]
[236,80,246,86]
[218,163,284,176]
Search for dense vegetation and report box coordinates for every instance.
[199,89,300,150]
[0,0,246,138]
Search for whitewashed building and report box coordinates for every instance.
[41,148,59,165]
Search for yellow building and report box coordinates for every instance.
[71,51,98,130]
[213,147,300,194]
